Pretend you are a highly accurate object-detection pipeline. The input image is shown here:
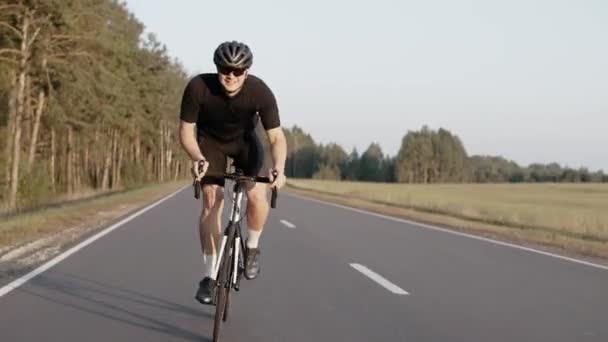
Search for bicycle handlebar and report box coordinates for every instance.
[192,161,279,208]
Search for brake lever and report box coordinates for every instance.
[193,159,206,200]
[193,179,200,199]
[270,169,279,208]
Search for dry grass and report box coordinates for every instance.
[0,181,188,250]
[286,179,608,260]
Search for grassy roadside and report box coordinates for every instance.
[0,180,189,253]
[284,180,608,263]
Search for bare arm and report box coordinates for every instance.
[179,120,204,161]
[266,127,287,173]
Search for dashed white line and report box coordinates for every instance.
[280,220,296,228]
[350,263,409,295]
[286,193,608,271]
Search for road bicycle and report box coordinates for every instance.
[193,162,278,342]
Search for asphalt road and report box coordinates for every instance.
[1,186,607,341]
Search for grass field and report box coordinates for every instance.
[287,179,608,258]
[2,177,606,263]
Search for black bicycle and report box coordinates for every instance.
[193,164,278,342]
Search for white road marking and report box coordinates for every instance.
[285,192,608,271]
[0,186,186,298]
[350,263,409,295]
[280,220,296,228]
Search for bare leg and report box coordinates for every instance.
[245,182,270,243]
[242,182,268,279]
[199,184,224,275]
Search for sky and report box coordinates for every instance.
[124,0,607,171]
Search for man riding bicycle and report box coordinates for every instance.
[178,41,287,305]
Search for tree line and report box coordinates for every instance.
[283,125,607,184]
[0,0,190,213]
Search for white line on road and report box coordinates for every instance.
[0,186,187,298]
[280,220,296,228]
[350,263,409,295]
[286,193,608,271]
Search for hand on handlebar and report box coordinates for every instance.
[269,168,286,190]
[191,159,208,181]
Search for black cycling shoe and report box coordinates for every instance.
[244,247,261,280]
[195,277,216,305]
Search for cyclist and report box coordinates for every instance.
[178,41,287,305]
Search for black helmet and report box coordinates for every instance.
[213,41,253,69]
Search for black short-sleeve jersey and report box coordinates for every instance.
[180,73,280,143]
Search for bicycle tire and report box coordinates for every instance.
[222,241,233,322]
[213,225,236,342]
[213,247,230,342]
[223,265,232,321]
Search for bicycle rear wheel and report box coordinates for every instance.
[213,241,232,341]
[225,226,246,321]
[223,264,232,322]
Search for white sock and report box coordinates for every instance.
[247,229,262,248]
[202,253,217,278]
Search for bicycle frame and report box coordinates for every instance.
[211,179,246,284]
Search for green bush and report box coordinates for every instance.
[122,160,147,189]
[17,164,55,210]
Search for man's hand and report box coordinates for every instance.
[191,159,208,180]
[269,168,286,189]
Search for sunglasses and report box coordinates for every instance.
[218,66,246,76]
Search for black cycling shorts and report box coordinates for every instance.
[198,132,264,187]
